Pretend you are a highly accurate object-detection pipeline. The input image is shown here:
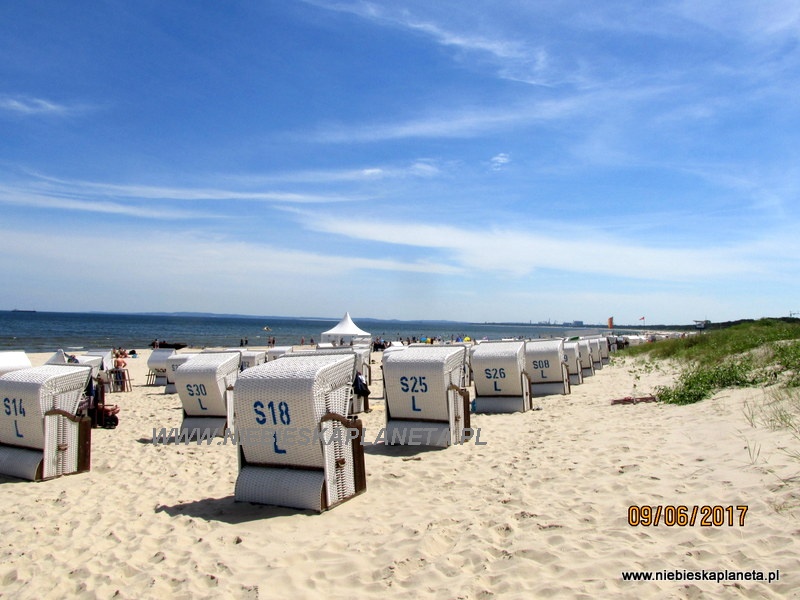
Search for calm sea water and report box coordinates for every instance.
[0,311,604,353]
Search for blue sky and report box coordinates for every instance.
[2,1,799,325]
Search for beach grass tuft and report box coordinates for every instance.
[622,318,800,405]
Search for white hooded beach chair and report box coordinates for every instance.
[471,341,531,413]
[525,340,570,397]
[266,346,293,361]
[577,339,595,378]
[233,349,267,371]
[563,341,583,386]
[587,338,603,371]
[174,352,241,438]
[233,353,366,512]
[0,365,92,481]
[164,353,198,393]
[0,351,32,377]
[600,337,612,364]
[147,348,176,386]
[382,345,470,447]
[83,349,114,371]
[289,347,372,413]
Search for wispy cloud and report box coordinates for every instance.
[0,95,73,116]
[0,186,215,220]
[301,0,562,86]
[297,211,787,282]
[489,153,510,171]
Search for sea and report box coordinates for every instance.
[0,311,605,353]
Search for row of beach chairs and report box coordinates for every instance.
[0,335,618,512]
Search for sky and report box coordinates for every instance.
[2,1,800,326]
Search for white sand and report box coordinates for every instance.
[1,349,798,599]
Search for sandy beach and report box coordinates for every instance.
[1,348,798,599]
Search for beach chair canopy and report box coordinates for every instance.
[0,365,92,480]
[84,349,114,371]
[382,345,470,446]
[0,351,32,377]
[525,339,570,396]
[163,353,198,393]
[175,352,241,436]
[470,340,531,413]
[266,346,293,361]
[224,349,267,370]
[471,340,526,396]
[233,353,365,511]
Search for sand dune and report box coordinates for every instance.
[0,349,797,599]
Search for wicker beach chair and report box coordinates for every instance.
[289,346,373,413]
[0,351,33,377]
[562,341,583,386]
[164,353,198,393]
[382,345,470,447]
[266,346,293,362]
[174,352,241,438]
[525,339,570,397]
[577,339,595,378]
[229,349,267,371]
[471,340,531,413]
[233,353,366,512]
[587,338,603,371]
[0,365,92,480]
[83,349,114,371]
[147,348,176,386]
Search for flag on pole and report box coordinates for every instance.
[639,316,645,321]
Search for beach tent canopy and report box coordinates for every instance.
[320,312,371,345]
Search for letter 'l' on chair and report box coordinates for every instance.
[233,353,366,512]
[471,340,531,413]
[174,352,241,438]
[0,365,92,480]
[525,339,570,397]
[382,345,470,447]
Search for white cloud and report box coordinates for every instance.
[0,95,71,116]
[298,212,785,282]
[490,153,510,171]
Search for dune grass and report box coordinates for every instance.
[621,318,800,405]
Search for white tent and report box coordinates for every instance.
[321,312,371,346]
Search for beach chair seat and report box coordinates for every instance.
[174,352,240,438]
[471,341,531,413]
[233,353,365,512]
[525,340,570,397]
[0,365,92,480]
[563,341,583,386]
[147,348,176,386]
[382,345,470,447]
